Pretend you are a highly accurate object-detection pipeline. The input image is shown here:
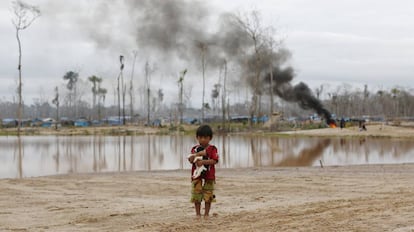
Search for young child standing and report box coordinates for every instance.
[188,125,219,219]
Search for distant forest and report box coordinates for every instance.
[1,83,413,124]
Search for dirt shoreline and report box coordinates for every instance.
[277,124,414,138]
[3,123,414,138]
[1,164,414,231]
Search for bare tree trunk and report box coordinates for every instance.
[17,136,23,178]
[222,60,227,130]
[52,86,59,130]
[92,89,96,119]
[56,104,59,129]
[130,51,138,121]
[179,84,183,124]
[122,80,126,125]
[147,87,150,125]
[16,29,22,134]
[269,62,274,115]
[250,40,262,127]
[178,69,186,125]
[117,74,121,124]
[120,56,126,125]
[118,55,125,125]
[231,11,266,127]
[201,45,207,123]
[145,61,151,126]
[74,84,78,119]
[12,1,40,134]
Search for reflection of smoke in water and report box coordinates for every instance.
[276,139,331,166]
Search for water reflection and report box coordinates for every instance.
[277,139,330,166]
[1,135,413,179]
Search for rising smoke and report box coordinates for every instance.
[124,0,254,67]
[264,67,334,123]
[60,0,333,122]
[127,0,210,61]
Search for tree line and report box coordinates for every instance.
[1,81,413,124]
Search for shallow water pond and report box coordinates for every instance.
[1,135,413,178]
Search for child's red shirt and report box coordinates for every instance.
[190,144,219,180]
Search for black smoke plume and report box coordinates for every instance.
[264,66,334,124]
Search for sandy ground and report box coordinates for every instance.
[1,124,414,231]
[1,164,414,232]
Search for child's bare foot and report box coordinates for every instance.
[203,215,209,220]
[195,215,201,221]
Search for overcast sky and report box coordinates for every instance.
[1,0,413,108]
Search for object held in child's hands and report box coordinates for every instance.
[191,156,207,178]
[188,146,208,179]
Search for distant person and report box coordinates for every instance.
[340,118,345,129]
[359,120,367,131]
[187,125,219,219]
[362,122,367,131]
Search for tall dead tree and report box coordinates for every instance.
[230,10,268,126]
[157,88,164,116]
[221,60,228,130]
[121,56,126,125]
[196,42,208,123]
[129,50,138,121]
[266,36,281,116]
[144,61,156,126]
[12,0,40,133]
[117,55,125,125]
[178,69,187,124]
[52,86,59,129]
[145,62,150,126]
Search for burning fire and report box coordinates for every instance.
[329,122,337,128]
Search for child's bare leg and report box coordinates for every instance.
[204,202,211,218]
[195,202,202,217]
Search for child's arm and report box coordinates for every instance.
[195,158,217,167]
[196,146,218,166]
[187,149,207,163]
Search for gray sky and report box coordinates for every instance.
[1,0,413,108]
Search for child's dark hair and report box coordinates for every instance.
[196,125,213,138]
